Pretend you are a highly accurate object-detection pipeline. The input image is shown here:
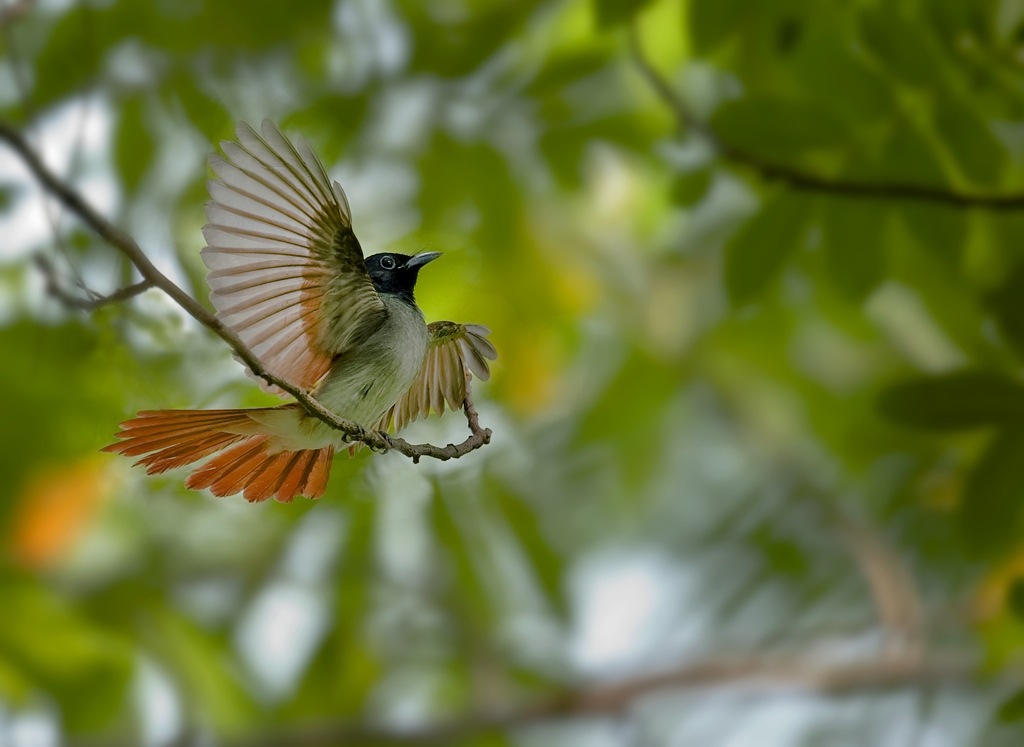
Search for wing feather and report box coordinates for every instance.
[202,119,386,396]
[206,172,316,231]
[372,322,497,436]
[236,124,325,208]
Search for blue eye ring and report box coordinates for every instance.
[380,256,396,270]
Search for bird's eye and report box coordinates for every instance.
[380,256,396,270]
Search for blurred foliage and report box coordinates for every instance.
[6,0,1024,745]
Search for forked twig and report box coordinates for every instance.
[34,254,154,311]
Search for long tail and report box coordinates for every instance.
[101,409,334,503]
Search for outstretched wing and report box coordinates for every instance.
[202,119,387,396]
[375,322,497,435]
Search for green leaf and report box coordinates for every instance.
[0,656,32,703]
[776,18,802,55]
[430,487,496,631]
[575,349,681,486]
[291,499,379,716]
[712,97,849,160]
[932,97,1005,186]
[34,7,104,108]
[687,0,756,56]
[192,0,334,50]
[494,485,568,619]
[999,687,1024,722]
[752,525,810,577]
[858,7,946,87]
[593,0,654,29]
[670,168,713,207]
[0,184,14,212]
[170,74,231,142]
[990,211,1024,265]
[791,30,894,124]
[987,264,1024,359]
[724,191,810,304]
[875,122,949,188]
[1008,578,1024,620]
[894,201,967,264]
[115,96,155,191]
[820,197,886,300]
[143,608,257,730]
[538,113,654,188]
[282,94,369,166]
[878,370,1024,430]
[405,0,545,77]
[0,581,133,732]
[960,427,1024,558]
[0,322,136,526]
[527,49,612,96]
[417,134,532,265]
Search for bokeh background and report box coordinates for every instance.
[4,0,1024,744]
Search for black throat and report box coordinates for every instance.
[371,278,417,307]
[364,253,422,308]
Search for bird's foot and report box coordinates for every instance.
[370,431,394,453]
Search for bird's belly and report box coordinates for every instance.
[313,301,429,434]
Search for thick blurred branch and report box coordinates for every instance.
[236,654,1002,746]
[628,26,1024,210]
[67,651,996,747]
[0,120,491,461]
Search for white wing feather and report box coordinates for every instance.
[201,119,385,396]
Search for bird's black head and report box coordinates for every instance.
[364,251,441,306]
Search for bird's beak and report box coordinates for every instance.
[405,251,442,270]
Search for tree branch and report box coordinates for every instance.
[231,653,1007,746]
[0,120,491,461]
[67,651,1003,747]
[627,25,1024,210]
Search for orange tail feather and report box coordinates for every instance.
[103,409,334,502]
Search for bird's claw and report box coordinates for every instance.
[371,431,394,453]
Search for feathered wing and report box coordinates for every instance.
[202,119,387,396]
[373,322,497,435]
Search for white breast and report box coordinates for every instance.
[313,295,429,432]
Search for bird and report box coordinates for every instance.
[102,119,496,503]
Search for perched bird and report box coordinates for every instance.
[103,120,496,503]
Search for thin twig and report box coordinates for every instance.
[401,372,492,464]
[52,277,153,311]
[0,120,491,461]
[627,24,1024,210]
[34,254,154,311]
